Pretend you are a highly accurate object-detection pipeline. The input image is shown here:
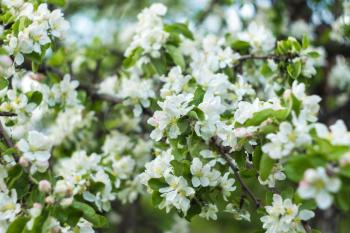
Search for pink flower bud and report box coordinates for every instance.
[39,180,52,193]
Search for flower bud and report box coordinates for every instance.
[39,180,52,193]
[19,156,29,168]
[45,196,55,205]
[60,197,73,207]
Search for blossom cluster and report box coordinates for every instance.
[1,1,350,233]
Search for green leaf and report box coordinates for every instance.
[244,108,288,126]
[185,200,201,221]
[190,86,205,106]
[164,23,194,40]
[148,178,167,191]
[252,146,262,170]
[47,0,66,7]
[123,47,143,69]
[259,153,275,181]
[260,63,273,77]
[152,191,162,206]
[71,201,109,228]
[165,45,186,70]
[0,78,9,90]
[30,209,49,233]
[307,51,320,58]
[287,60,302,79]
[27,91,43,106]
[340,165,350,178]
[6,216,29,233]
[171,160,190,177]
[284,155,311,182]
[302,35,309,49]
[177,117,190,134]
[231,40,250,50]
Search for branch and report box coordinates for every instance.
[211,136,261,208]
[236,53,296,63]
[196,0,218,24]
[0,112,17,117]
[302,221,313,233]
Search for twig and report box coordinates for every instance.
[302,221,313,233]
[196,0,218,24]
[0,112,17,117]
[211,136,261,208]
[237,54,294,62]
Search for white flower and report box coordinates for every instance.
[237,22,275,53]
[140,149,173,184]
[220,172,236,200]
[148,93,193,140]
[190,158,220,187]
[261,194,314,233]
[112,156,136,180]
[329,56,350,90]
[262,116,311,159]
[17,131,51,173]
[125,3,169,59]
[0,189,21,222]
[52,74,79,107]
[234,98,283,125]
[49,9,70,38]
[225,204,250,222]
[160,66,191,98]
[259,163,286,188]
[159,175,195,214]
[199,203,218,220]
[315,120,350,146]
[297,167,341,209]
[98,75,118,96]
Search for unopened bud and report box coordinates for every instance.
[45,196,55,205]
[39,180,52,193]
[19,157,29,168]
[60,197,73,207]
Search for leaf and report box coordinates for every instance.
[259,153,275,181]
[71,201,109,228]
[252,146,262,170]
[190,86,205,106]
[185,200,201,221]
[287,60,301,79]
[30,209,49,233]
[307,51,320,58]
[231,40,250,50]
[47,0,66,7]
[0,78,9,90]
[27,91,43,106]
[165,45,185,70]
[148,178,167,191]
[340,165,350,178]
[302,35,309,49]
[164,23,194,40]
[177,117,190,134]
[123,47,143,69]
[152,191,162,206]
[244,108,288,126]
[6,216,29,233]
[284,155,312,182]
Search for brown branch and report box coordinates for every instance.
[302,221,313,233]
[211,136,261,208]
[0,112,17,117]
[196,0,219,24]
